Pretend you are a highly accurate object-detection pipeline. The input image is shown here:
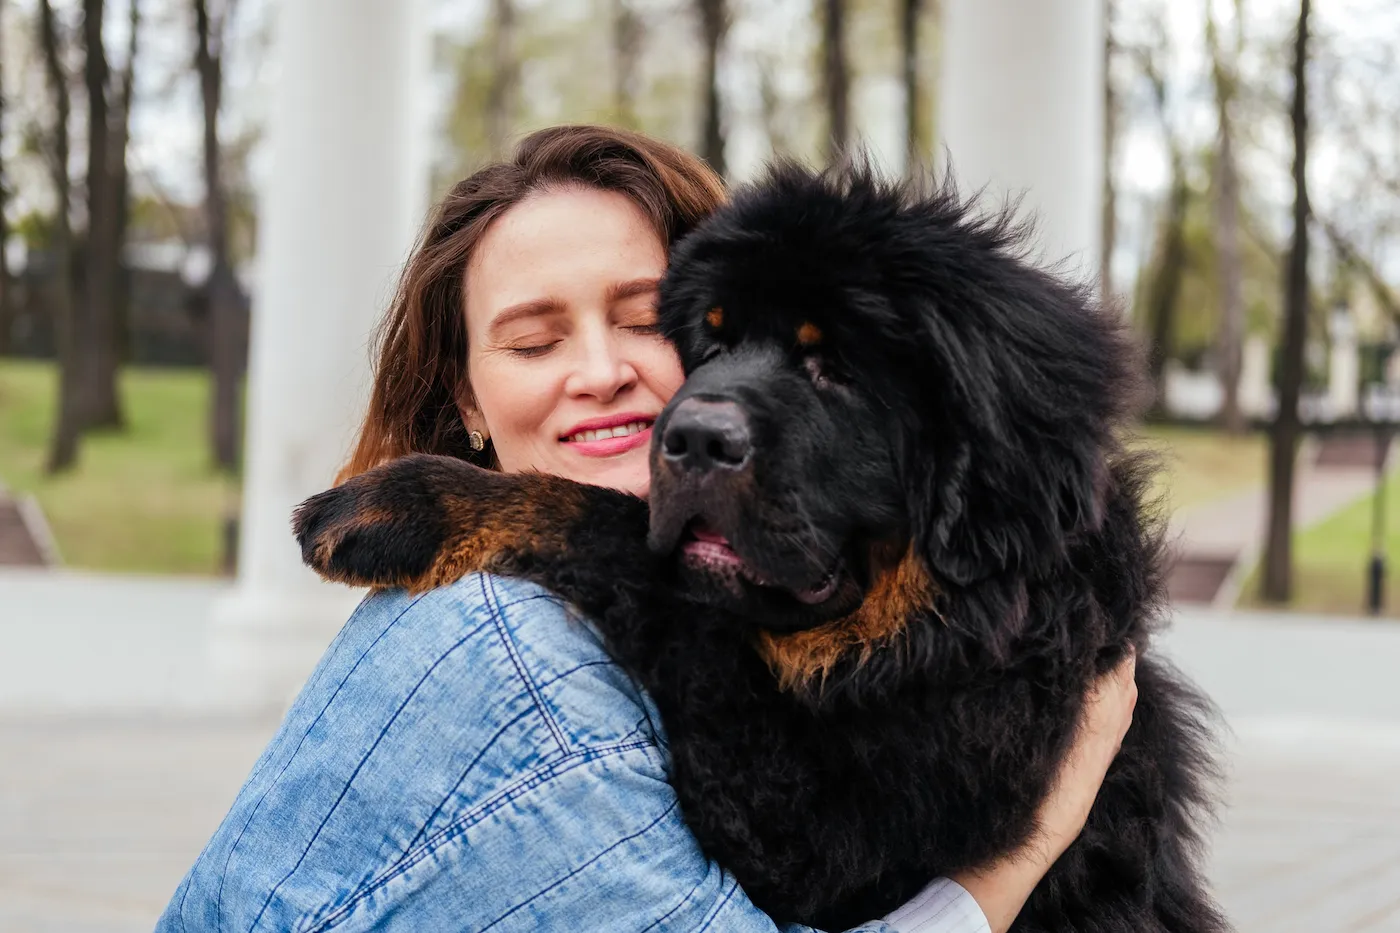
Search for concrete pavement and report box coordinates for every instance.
[3,570,1399,931]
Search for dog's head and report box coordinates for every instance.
[647,162,1142,659]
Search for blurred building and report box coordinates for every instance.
[2,242,249,368]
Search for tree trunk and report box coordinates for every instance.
[1261,0,1311,604]
[486,0,517,162]
[0,0,10,358]
[820,0,849,165]
[111,0,139,381]
[1209,0,1246,434]
[612,0,642,129]
[195,0,241,471]
[900,0,921,172]
[696,0,726,176]
[1146,150,1189,414]
[80,0,124,430]
[1101,0,1117,307]
[39,0,82,472]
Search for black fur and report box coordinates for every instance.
[295,163,1229,932]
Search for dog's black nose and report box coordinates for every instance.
[661,399,752,472]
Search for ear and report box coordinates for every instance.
[902,270,1132,588]
[455,386,489,440]
[908,429,1110,587]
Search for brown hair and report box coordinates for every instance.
[339,124,728,482]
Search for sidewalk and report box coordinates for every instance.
[1167,435,1382,605]
[4,574,1400,931]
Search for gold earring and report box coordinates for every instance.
[469,430,486,452]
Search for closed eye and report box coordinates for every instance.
[804,355,832,389]
[506,342,560,359]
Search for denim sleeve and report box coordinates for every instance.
[154,574,896,933]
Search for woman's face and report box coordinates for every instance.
[461,186,685,497]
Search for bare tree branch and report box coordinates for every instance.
[1318,214,1400,323]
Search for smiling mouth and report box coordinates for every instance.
[681,523,842,605]
[562,419,653,444]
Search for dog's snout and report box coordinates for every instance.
[661,399,752,473]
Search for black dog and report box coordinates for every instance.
[294,164,1228,932]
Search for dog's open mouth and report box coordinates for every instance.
[681,523,842,605]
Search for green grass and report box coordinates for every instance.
[0,359,237,576]
[1237,470,1400,617]
[0,365,1283,584]
[1131,424,1268,514]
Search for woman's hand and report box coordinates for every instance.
[950,649,1139,933]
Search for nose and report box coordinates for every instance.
[661,399,753,473]
[563,326,638,403]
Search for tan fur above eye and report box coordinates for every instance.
[797,322,822,347]
[707,307,724,329]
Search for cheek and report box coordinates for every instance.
[468,355,561,469]
[642,341,686,403]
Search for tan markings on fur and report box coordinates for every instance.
[796,321,823,347]
[707,307,724,329]
[408,476,588,593]
[758,543,936,692]
[313,506,401,570]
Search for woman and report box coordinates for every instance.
[157,125,1136,933]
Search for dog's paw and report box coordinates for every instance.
[293,454,458,588]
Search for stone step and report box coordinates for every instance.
[1167,553,1236,605]
[0,494,51,567]
[1314,431,1388,470]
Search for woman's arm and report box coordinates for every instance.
[155,576,985,933]
[947,651,1139,933]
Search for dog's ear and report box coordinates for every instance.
[897,209,1141,587]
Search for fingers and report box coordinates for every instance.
[1093,647,1137,753]
[1032,646,1145,861]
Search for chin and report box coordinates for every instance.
[563,458,651,498]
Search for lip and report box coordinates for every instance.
[559,411,657,458]
[680,524,842,604]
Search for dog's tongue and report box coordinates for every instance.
[690,525,732,547]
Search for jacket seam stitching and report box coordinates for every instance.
[302,740,658,933]
[213,590,429,933]
[482,574,570,755]
[394,701,541,859]
[639,874,709,933]
[696,875,741,932]
[477,797,682,933]
[247,611,494,932]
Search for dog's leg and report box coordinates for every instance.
[293,453,650,596]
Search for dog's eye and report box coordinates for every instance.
[701,344,724,364]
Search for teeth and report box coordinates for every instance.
[568,421,650,444]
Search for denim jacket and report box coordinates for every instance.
[156,574,983,933]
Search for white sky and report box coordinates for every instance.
[3,0,1397,281]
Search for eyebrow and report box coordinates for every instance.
[486,277,661,339]
[607,277,662,303]
[487,297,566,339]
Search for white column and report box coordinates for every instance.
[1328,310,1359,420]
[210,0,432,707]
[938,0,1104,273]
[1239,334,1272,419]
